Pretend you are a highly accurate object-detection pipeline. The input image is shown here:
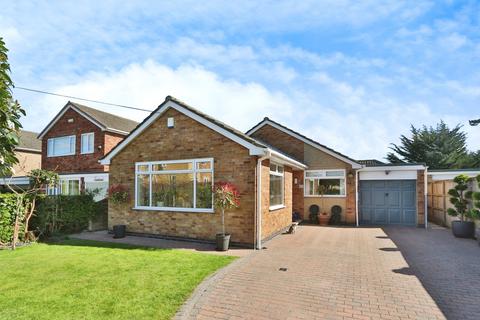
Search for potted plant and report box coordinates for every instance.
[447,174,476,238]
[213,181,240,251]
[317,184,330,226]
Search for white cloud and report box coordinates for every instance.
[27,60,295,133]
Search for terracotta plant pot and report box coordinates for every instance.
[318,213,330,226]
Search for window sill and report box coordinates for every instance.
[47,153,76,158]
[269,205,286,211]
[304,195,346,198]
[133,206,214,213]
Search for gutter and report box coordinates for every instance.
[256,151,270,250]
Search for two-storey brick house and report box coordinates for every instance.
[37,101,138,199]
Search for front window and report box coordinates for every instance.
[135,158,213,212]
[81,132,94,154]
[47,135,76,157]
[269,163,284,209]
[47,178,80,195]
[304,170,346,196]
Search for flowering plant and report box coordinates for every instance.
[213,182,240,236]
[107,184,129,204]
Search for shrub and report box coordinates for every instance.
[447,174,477,221]
[0,194,24,245]
[34,194,104,236]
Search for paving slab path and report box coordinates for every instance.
[176,225,472,320]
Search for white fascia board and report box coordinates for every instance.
[428,170,480,181]
[247,120,362,169]
[269,149,307,170]
[38,103,105,139]
[358,165,426,172]
[58,173,109,180]
[104,127,130,135]
[0,176,30,185]
[100,100,266,165]
[428,170,480,176]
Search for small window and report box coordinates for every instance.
[47,135,76,157]
[269,163,284,209]
[81,133,94,154]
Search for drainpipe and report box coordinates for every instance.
[424,167,428,230]
[256,152,270,250]
[355,169,359,227]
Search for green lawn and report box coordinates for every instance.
[0,240,235,320]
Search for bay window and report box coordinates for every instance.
[269,163,284,209]
[304,169,346,197]
[47,135,76,157]
[135,158,213,212]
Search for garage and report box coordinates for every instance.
[357,164,427,227]
[359,180,416,225]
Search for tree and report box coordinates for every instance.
[0,37,25,176]
[6,169,58,249]
[213,182,240,236]
[386,121,477,169]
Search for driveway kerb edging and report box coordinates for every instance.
[174,250,258,319]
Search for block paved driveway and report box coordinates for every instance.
[177,225,480,320]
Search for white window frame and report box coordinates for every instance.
[304,169,346,198]
[269,163,285,211]
[47,135,76,157]
[81,132,95,154]
[47,177,81,195]
[134,158,214,213]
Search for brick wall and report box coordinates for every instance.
[41,108,128,174]
[250,125,304,161]
[108,108,258,245]
[292,170,304,216]
[260,159,293,240]
[250,124,357,224]
[12,150,41,176]
[42,108,108,173]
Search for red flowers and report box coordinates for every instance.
[213,181,240,209]
[107,184,129,204]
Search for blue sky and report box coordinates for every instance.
[2,0,479,160]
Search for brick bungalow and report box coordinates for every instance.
[101,96,427,248]
[37,101,138,199]
[246,118,427,228]
[100,96,306,248]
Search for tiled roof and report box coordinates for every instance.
[246,117,361,167]
[69,102,139,134]
[101,96,307,169]
[17,130,41,152]
[357,159,385,167]
[165,96,266,148]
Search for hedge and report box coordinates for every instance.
[33,195,106,236]
[1,193,107,245]
[0,193,24,245]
